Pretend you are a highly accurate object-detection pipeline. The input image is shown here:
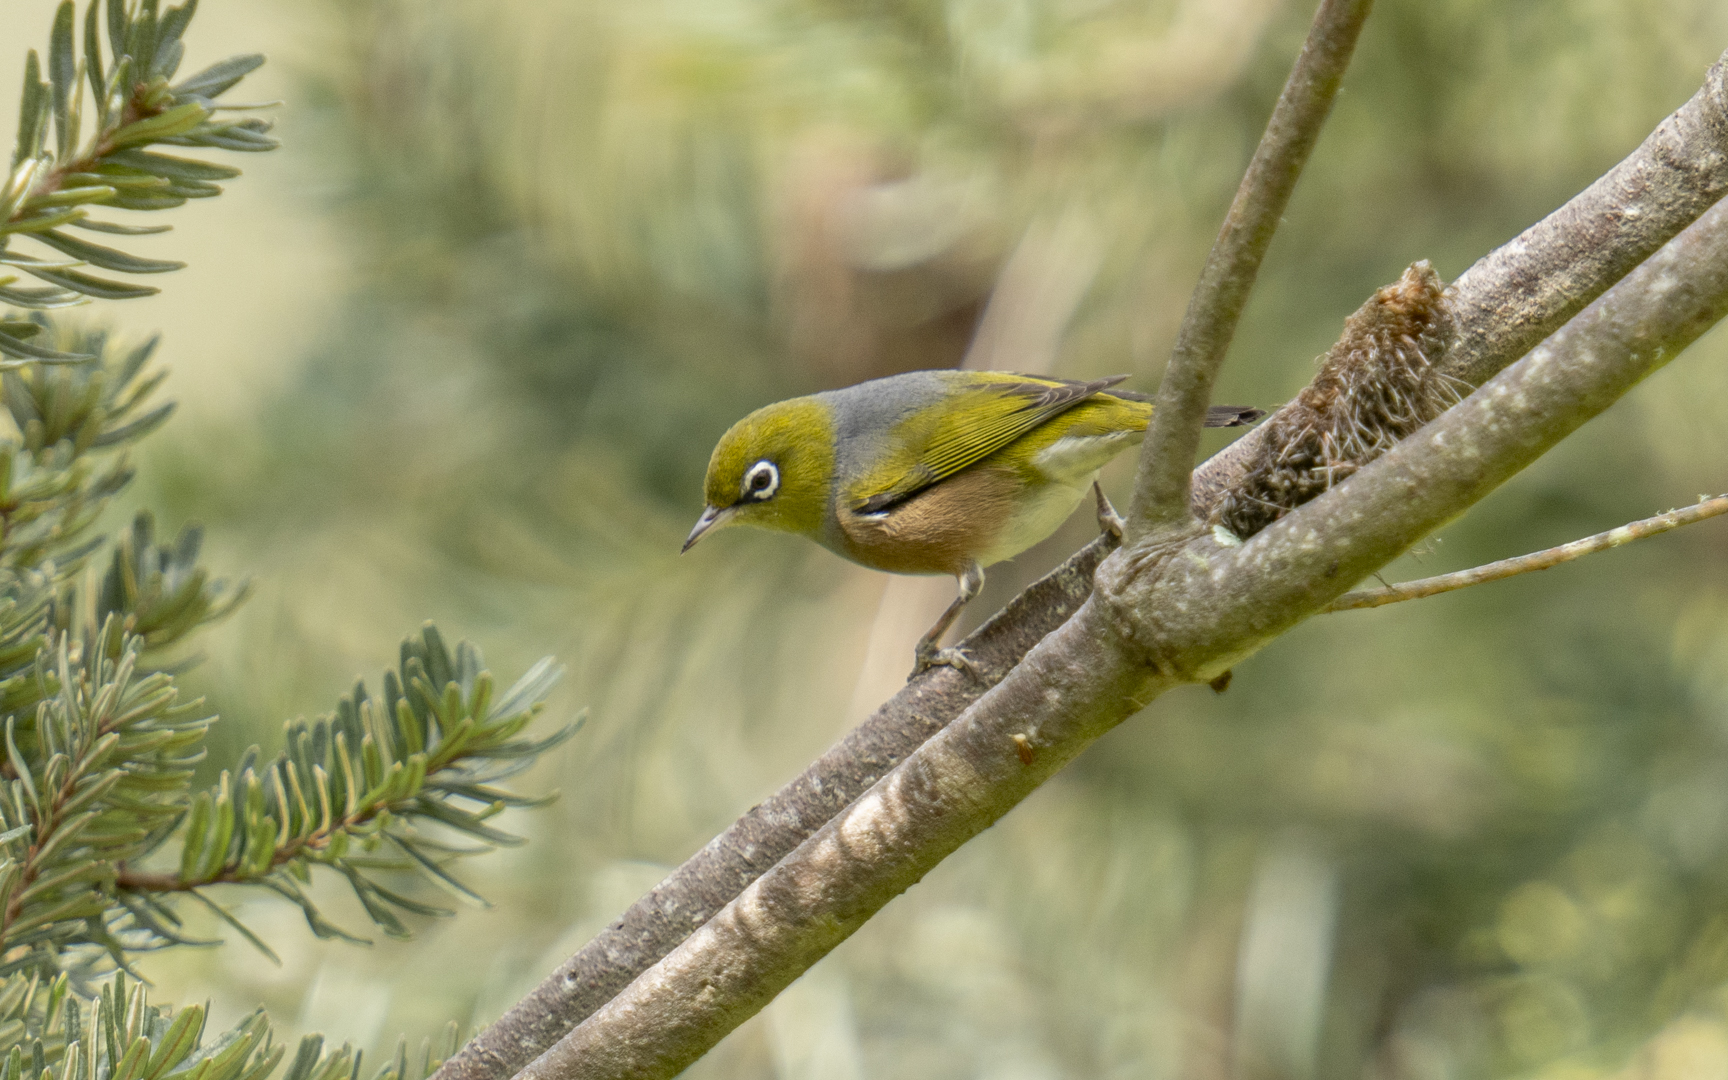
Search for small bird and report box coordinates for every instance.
[684,370,1262,676]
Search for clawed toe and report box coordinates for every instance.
[1093,481,1125,541]
[910,643,980,680]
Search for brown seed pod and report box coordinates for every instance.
[1213,262,1460,539]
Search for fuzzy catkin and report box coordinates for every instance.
[1214,262,1460,539]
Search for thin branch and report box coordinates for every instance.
[1129,0,1374,534]
[431,48,1728,1080]
[1323,495,1728,611]
[523,175,1728,1080]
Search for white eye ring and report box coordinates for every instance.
[743,460,780,501]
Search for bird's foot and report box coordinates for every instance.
[1093,481,1126,541]
[910,642,980,681]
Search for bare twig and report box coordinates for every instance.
[1323,495,1728,611]
[1130,0,1374,533]
[523,175,1728,1080]
[432,48,1728,1080]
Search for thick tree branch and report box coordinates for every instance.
[433,47,1728,1080]
[1323,494,1728,611]
[525,191,1728,1080]
[1130,0,1373,533]
[435,540,1118,1080]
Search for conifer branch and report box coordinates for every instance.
[1,0,277,337]
[0,322,173,579]
[114,627,572,947]
[0,971,282,1080]
[0,967,466,1080]
[0,622,211,980]
[0,6,576,1080]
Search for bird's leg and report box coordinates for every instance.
[1093,480,1125,540]
[910,562,984,679]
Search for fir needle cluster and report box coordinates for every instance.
[0,6,577,1080]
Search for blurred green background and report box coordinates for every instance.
[10,0,1728,1076]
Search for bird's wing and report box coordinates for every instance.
[851,374,1130,514]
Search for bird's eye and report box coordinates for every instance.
[744,460,780,500]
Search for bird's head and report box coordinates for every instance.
[684,397,835,552]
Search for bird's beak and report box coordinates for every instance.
[682,505,732,553]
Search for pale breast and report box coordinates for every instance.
[972,471,1095,566]
[945,431,1141,565]
[1031,429,1142,485]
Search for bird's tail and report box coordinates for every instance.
[1099,385,1264,429]
[1204,404,1266,427]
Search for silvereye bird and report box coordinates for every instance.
[684,370,1262,675]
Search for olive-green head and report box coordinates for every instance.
[684,397,836,552]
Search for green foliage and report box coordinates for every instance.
[0,320,568,1069]
[0,605,565,1067]
[0,601,566,975]
[131,627,571,947]
[0,3,576,1079]
[91,511,246,655]
[0,322,172,579]
[0,620,210,982]
[0,969,465,1080]
[0,316,568,1080]
[1,0,278,342]
[0,971,282,1080]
